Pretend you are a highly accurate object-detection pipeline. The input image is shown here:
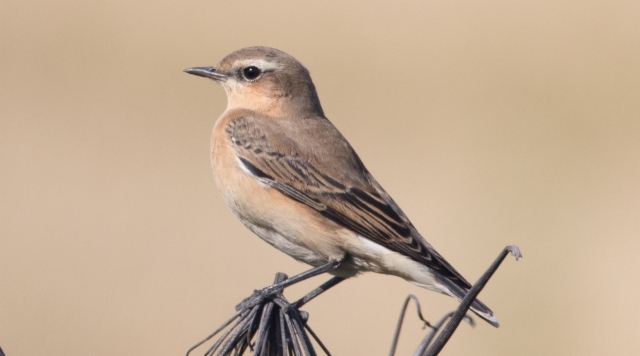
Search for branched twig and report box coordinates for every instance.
[388,301,475,356]
[187,272,343,356]
[388,295,434,356]
[186,312,243,356]
[412,312,475,356]
[388,245,521,356]
[423,245,521,356]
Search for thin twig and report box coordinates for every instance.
[253,303,272,355]
[290,312,316,356]
[388,295,433,356]
[283,311,303,356]
[412,312,475,356]
[186,311,242,356]
[218,306,261,355]
[304,324,332,356]
[423,245,522,356]
[279,309,290,356]
[204,309,253,356]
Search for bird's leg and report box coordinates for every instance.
[262,259,342,296]
[290,276,345,309]
[236,259,342,311]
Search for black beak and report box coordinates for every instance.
[184,66,227,81]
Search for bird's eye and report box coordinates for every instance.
[242,66,262,81]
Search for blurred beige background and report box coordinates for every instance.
[1,1,639,355]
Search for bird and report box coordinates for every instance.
[185,46,498,327]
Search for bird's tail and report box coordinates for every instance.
[439,278,499,328]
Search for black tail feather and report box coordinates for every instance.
[440,277,499,327]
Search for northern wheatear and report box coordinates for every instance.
[185,46,498,327]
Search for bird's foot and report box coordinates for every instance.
[235,285,289,312]
[234,260,343,312]
[235,289,266,312]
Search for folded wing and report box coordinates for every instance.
[226,114,473,290]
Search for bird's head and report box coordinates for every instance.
[185,46,323,117]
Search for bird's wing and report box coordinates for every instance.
[225,113,472,289]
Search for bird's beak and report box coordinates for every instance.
[184,66,227,82]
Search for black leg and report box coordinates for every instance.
[262,259,342,296]
[236,259,342,312]
[291,276,345,309]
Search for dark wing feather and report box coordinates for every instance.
[226,114,472,289]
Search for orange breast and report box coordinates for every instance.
[208,112,349,264]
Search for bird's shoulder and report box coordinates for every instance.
[220,109,370,189]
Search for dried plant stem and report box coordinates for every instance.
[187,269,344,356]
[388,295,432,356]
[423,245,522,356]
